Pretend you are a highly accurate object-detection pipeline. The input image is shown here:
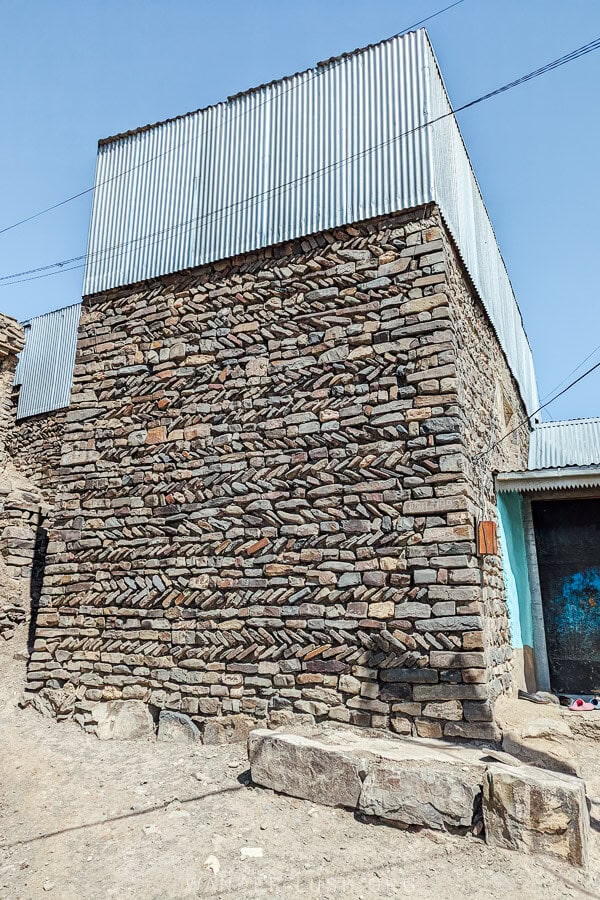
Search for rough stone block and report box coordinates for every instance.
[90,701,155,741]
[202,714,255,745]
[502,724,581,777]
[248,729,365,808]
[483,765,589,868]
[359,758,480,831]
[157,710,201,743]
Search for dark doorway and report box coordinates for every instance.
[27,511,48,653]
[532,497,600,695]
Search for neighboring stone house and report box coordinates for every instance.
[3,29,598,741]
[0,314,47,639]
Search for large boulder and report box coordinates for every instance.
[495,698,580,777]
[502,720,581,777]
[483,764,589,868]
[248,729,365,809]
[89,700,155,741]
[157,710,201,743]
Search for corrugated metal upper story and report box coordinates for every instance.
[529,419,600,470]
[83,28,539,415]
[14,303,81,420]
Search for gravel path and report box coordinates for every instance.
[1,631,599,899]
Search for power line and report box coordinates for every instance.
[538,340,600,403]
[475,359,600,461]
[0,0,467,239]
[2,32,599,290]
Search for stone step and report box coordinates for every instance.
[248,725,590,868]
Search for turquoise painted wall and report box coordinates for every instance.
[497,492,534,649]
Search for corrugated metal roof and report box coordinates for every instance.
[83,28,539,415]
[497,468,600,493]
[528,419,600,470]
[14,303,81,420]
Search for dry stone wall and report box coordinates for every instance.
[27,205,528,739]
[430,229,529,738]
[7,409,67,502]
[0,315,48,639]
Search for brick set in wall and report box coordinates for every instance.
[27,205,528,739]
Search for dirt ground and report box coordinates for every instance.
[1,632,599,900]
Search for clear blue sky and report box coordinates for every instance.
[1,0,599,419]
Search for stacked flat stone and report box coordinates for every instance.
[0,313,25,361]
[0,314,25,464]
[7,411,66,498]
[0,314,49,639]
[26,205,528,739]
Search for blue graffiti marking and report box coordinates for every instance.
[554,569,600,636]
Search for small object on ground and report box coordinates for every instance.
[240,847,264,860]
[42,882,55,892]
[203,855,221,875]
[518,690,553,705]
[590,697,600,709]
[568,698,595,711]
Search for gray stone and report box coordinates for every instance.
[395,602,431,619]
[379,668,438,684]
[248,729,365,808]
[483,764,589,868]
[359,758,481,831]
[415,616,481,633]
[90,701,155,741]
[157,710,201,743]
[25,684,76,721]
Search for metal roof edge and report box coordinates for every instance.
[497,466,600,493]
[421,30,534,357]
[97,29,426,147]
[19,299,83,328]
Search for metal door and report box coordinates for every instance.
[532,497,600,695]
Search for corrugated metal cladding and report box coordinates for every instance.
[529,419,600,470]
[14,303,81,420]
[83,28,538,414]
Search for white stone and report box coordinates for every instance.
[90,700,155,741]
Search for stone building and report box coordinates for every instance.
[0,314,48,639]
[5,29,596,741]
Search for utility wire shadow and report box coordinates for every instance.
[0,783,245,851]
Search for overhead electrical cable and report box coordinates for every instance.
[1,31,599,288]
[0,0,467,238]
[474,360,600,461]
[537,341,600,404]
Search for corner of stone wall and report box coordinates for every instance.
[437,219,530,730]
